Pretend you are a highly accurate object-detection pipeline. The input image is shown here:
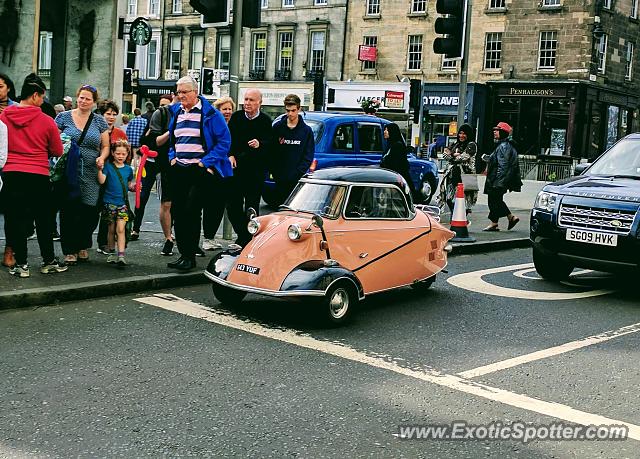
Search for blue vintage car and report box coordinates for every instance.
[263,112,439,206]
[530,134,640,280]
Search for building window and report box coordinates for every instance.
[261,0,268,8]
[407,34,423,70]
[625,42,634,80]
[362,36,377,70]
[127,0,137,17]
[603,0,611,9]
[441,56,457,70]
[366,0,380,16]
[484,32,502,69]
[537,30,557,70]
[597,33,608,73]
[278,31,293,70]
[146,38,159,78]
[38,31,53,72]
[252,32,267,70]
[172,0,182,13]
[168,35,182,70]
[315,0,328,4]
[148,0,160,16]
[411,0,426,13]
[489,0,505,8]
[310,30,326,71]
[541,0,560,6]
[190,33,204,71]
[217,34,230,70]
[283,0,294,7]
[632,0,638,19]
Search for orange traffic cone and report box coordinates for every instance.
[450,183,475,243]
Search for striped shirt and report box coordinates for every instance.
[174,101,205,166]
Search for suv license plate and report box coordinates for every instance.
[566,229,618,247]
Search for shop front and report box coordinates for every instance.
[420,83,488,159]
[238,82,315,120]
[325,81,411,132]
[486,81,638,161]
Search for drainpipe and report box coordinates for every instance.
[339,0,349,81]
[32,0,41,72]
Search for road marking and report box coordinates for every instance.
[459,321,640,378]
[447,263,614,300]
[136,293,640,441]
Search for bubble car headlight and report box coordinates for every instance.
[287,224,302,241]
[247,218,261,235]
[534,191,558,212]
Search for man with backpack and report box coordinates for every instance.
[132,94,174,253]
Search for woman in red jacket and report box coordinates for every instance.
[0,73,66,277]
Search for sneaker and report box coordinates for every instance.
[196,247,206,257]
[40,258,68,274]
[52,231,61,241]
[117,256,127,267]
[27,233,37,241]
[130,231,140,241]
[9,264,30,278]
[228,243,243,251]
[203,238,223,251]
[160,239,174,256]
[96,245,110,255]
[107,254,117,264]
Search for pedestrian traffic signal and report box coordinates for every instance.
[123,68,133,94]
[433,0,466,59]
[191,0,230,27]
[201,68,215,96]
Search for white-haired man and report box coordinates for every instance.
[161,75,232,271]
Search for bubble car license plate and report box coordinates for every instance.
[236,263,260,275]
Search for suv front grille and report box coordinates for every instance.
[558,204,637,235]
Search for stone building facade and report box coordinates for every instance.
[0,0,124,106]
[342,0,640,160]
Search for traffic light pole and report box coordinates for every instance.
[456,0,471,126]
[222,0,244,240]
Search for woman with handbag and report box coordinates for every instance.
[0,73,66,277]
[439,123,478,215]
[55,84,110,264]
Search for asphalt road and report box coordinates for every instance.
[1,248,639,458]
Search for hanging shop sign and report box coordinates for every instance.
[129,17,152,46]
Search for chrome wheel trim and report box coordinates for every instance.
[328,288,349,319]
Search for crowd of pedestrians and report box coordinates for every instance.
[0,71,316,277]
[0,69,522,279]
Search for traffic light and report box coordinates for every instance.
[409,79,422,124]
[433,0,466,59]
[201,68,215,96]
[123,68,133,94]
[243,0,261,28]
[191,0,230,27]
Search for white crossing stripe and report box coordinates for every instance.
[458,322,640,378]
[135,293,640,441]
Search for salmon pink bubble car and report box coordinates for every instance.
[205,167,455,325]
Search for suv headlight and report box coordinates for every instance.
[287,224,302,240]
[247,218,261,235]
[534,191,558,212]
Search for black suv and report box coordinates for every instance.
[530,134,640,280]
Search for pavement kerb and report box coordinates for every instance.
[0,238,531,312]
[0,272,208,311]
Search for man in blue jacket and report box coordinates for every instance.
[162,75,232,271]
[271,94,315,204]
